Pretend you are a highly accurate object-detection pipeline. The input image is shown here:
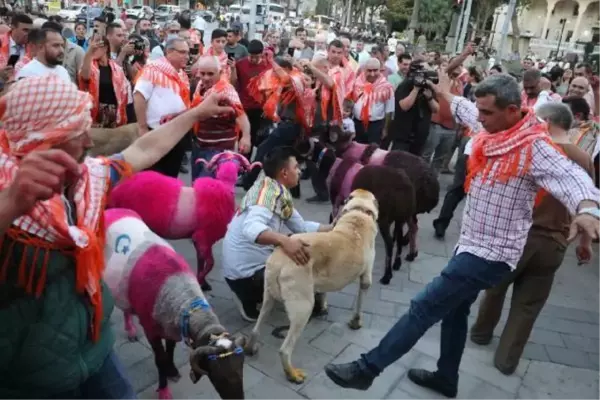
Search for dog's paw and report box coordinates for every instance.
[392,256,402,271]
[348,316,362,330]
[379,275,391,285]
[359,282,370,290]
[285,367,307,384]
[405,251,418,262]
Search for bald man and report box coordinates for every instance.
[350,58,395,145]
[569,77,595,115]
[191,55,251,179]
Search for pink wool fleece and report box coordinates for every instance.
[127,244,195,340]
[108,171,183,237]
[191,175,236,255]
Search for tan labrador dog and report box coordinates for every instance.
[246,189,379,384]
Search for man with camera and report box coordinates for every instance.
[387,60,439,155]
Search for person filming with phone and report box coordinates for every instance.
[0,13,33,89]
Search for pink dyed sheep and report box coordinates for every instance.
[104,208,247,399]
[108,151,261,290]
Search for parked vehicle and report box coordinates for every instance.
[193,10,215,23]
[126,5,153,19]
[58,3,87,22]
[155,4,180,21]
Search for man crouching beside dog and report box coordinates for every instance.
[222,147,333,321]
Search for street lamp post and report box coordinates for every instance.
[556,18,567,56]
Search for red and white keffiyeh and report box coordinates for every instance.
[138,57,191,107]
[0,76,130,342]
[351,73,394,128]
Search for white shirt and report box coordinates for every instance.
[16,59,72,83]
[357,50,370,67]
[9,37,24,57]
[150,45,164,61]
[192,17,206,31]
[464,138,474,156]
[385,55,398,74]
[134,79,187,129]
[353,93,395,121]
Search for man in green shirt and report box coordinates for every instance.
[388,53,412,90]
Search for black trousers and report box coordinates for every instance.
[226,268,265,310]
[354,118,385,145]
[148,132,188,178]
[433,136,470,231]
[390,136,428,156]
[307,160,329,200]
[245,108,266,153]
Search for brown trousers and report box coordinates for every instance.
[470,231,566,373]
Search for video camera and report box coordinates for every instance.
[407,62,439,88]
[130,36,146,52]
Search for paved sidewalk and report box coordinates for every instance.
[112,175,600,399]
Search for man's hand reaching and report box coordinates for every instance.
[281,236,310,265]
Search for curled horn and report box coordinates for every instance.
[206,151,233,171]
[230,152,251,170]
[188,345,220,383]
[194,158,210,166]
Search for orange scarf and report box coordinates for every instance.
[79,59,129,126]
[0,32,11,67]
[138,57,190,108]
[465,109,562,205]
[315,66,345,125]
[191,78,244,134]
[248,67,309,130]
[352,73,394,129]
[0,76,131,342]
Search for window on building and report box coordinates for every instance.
[573,4,579,16]
[565,30,573,42]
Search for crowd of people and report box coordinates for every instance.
[0,7,598,399]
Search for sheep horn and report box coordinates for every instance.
[189,345,220,383]
[207,152,230,170]
[230,152,250,170]
[195,158,209,166]
[248,161,262,171]
[232,333,247,349]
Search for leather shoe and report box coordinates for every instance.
[407,369,457,398]
[324,361,374,391]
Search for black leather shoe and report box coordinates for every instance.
[407,369,457,398]
[324,361,374,391]
[432,220,446,239]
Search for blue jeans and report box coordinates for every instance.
[191,141,223,181]
[50,351,136,399]
[358,252,510,384]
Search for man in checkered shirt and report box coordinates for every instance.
[324,74,600,398]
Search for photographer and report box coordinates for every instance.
[387,60,439,155]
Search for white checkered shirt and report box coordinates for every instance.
[450,96,600,268]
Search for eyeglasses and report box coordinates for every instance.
[173,48,189,55]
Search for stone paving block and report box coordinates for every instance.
[561,333,600,354]
[517,360,599,399]
[528,328,565,347]
[116,340,153,369]
[394,353,516,399]
[534,315,599,338]
[395,304,410,318]
[309,329,352,356]
[541,304,600,324]
[521,343,550,362]
[369,314,398,332]
[217,307,253,336]
[414,236,449,258]
[128,356,162,394]
[325,305,373,327]
[244,337,336,391]
[380,288,418,305]
[300,343,407,399]
[360,297,397,317]
[246,374,307,399]
[407,255,448,284]
[138,365,266,400]
[588,353,599,371]
[326,291,357,310]
[545,344,596,370]
[340,282,381,299]
[204,280,235,301]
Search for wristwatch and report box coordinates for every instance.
[578,207,600,220]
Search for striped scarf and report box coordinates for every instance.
[239,171,293,220]
[138,57,191,108]
[351,73,394,129]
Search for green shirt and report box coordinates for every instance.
[388,73,405,91]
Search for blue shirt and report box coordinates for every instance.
[221,205,320,280]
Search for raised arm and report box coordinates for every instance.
[122,92,235,173]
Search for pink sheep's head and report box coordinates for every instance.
[196,150,262,173]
